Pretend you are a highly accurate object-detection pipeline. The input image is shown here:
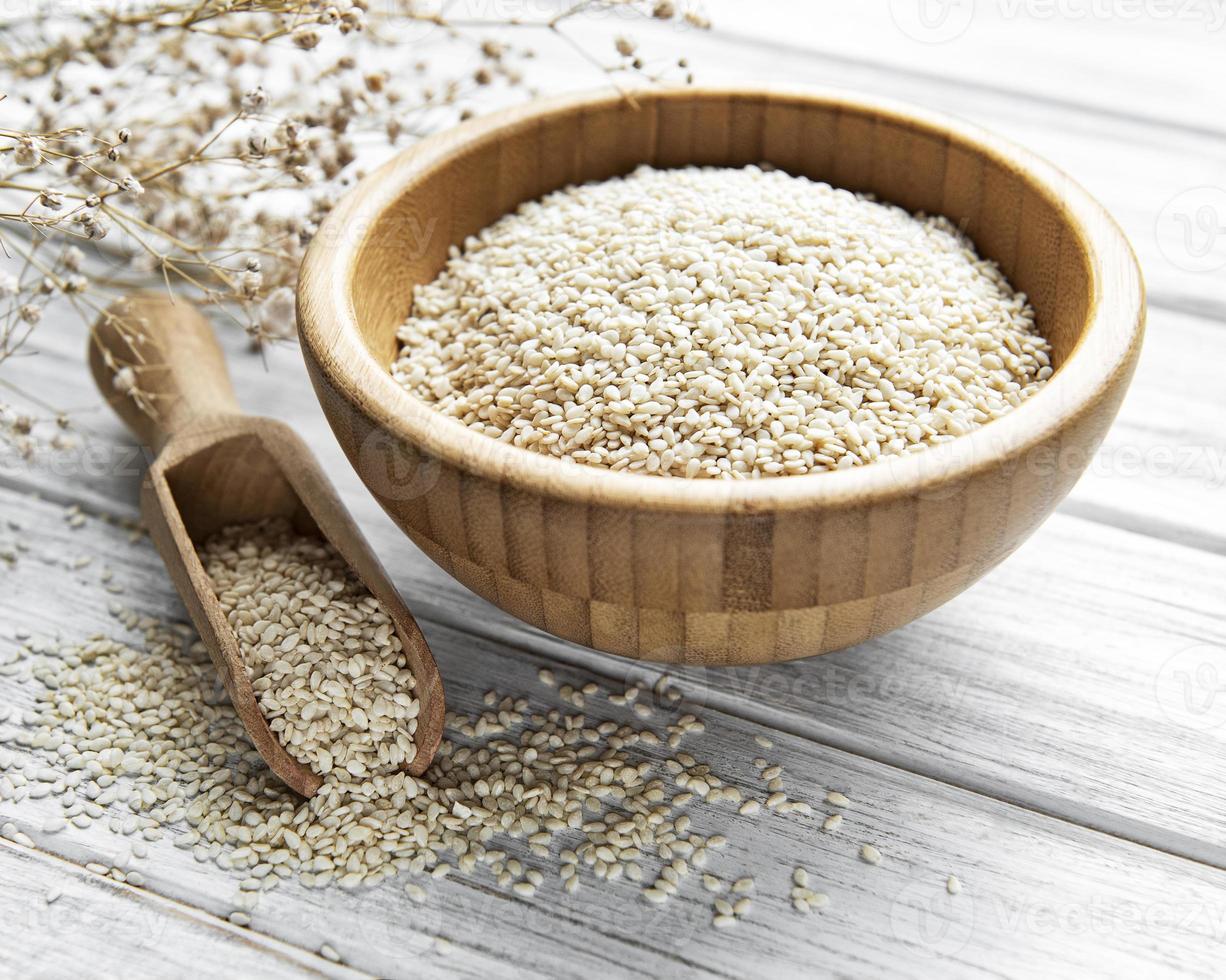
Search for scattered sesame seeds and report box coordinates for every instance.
[822,813,843,833]
[0,513,923,942]
[947,875,962,895]
[826,790,850,808]
[753,735,773,749]
[860,844,882,866]
[319,943,341,963]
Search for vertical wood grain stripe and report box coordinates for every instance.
[720,513,775,613]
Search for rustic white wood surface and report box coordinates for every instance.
[2,5,1224,978]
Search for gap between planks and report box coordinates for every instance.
[0,836,369,979]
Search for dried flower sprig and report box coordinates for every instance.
[0,0,709,456]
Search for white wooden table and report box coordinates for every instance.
[2,4,1224,976]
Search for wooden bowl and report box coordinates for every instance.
[297,86,1144,665]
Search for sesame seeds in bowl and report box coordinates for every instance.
[298,86,1144,662]
[392,164,1052,481]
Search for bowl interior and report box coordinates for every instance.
[348,90,1092,383]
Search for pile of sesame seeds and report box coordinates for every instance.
[392,164,1051,480]
[197,518,420,781]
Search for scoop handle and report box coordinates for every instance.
[89,292,241,453]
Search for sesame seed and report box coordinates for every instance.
[860,844,882,866]
[392,165,1049,481]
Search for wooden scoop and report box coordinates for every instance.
[88,292,444,797]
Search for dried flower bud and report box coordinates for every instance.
[241,269,263,298]
[107,146,120,161]
[474,67,492,86]
[62,247,84,272]
[120,175,144,196]
[39,277,55,295]
[13,138,42,168]
[0,275,18,296]
[481,40,505,59]
[653,0,675,17]
[245,256,262,272]
[247,133,268,158]
[12,414,33,434]
[117,128,131,143]
[39,188,64,210]
[51,433,76,451]
[18,304,42,325]
[113,366,136,394]
[85,194,101,208]
[364,72,385,93]
[615,36,636,58]
[63,275,87,294]
[684,11,711,28]
[293,28,321,49]
[81,213,109,240]
[242,86,268,114]
[258,286,295,335]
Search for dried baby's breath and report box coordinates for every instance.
[0,0,709,455]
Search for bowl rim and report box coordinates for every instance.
[297,84,1145,515]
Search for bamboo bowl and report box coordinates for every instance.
[298,86,1144,665]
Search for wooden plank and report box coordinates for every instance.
[700,0,1224,136]
[4,494,1226,977]
[553,17,1226,320]
[0,838,359,979]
